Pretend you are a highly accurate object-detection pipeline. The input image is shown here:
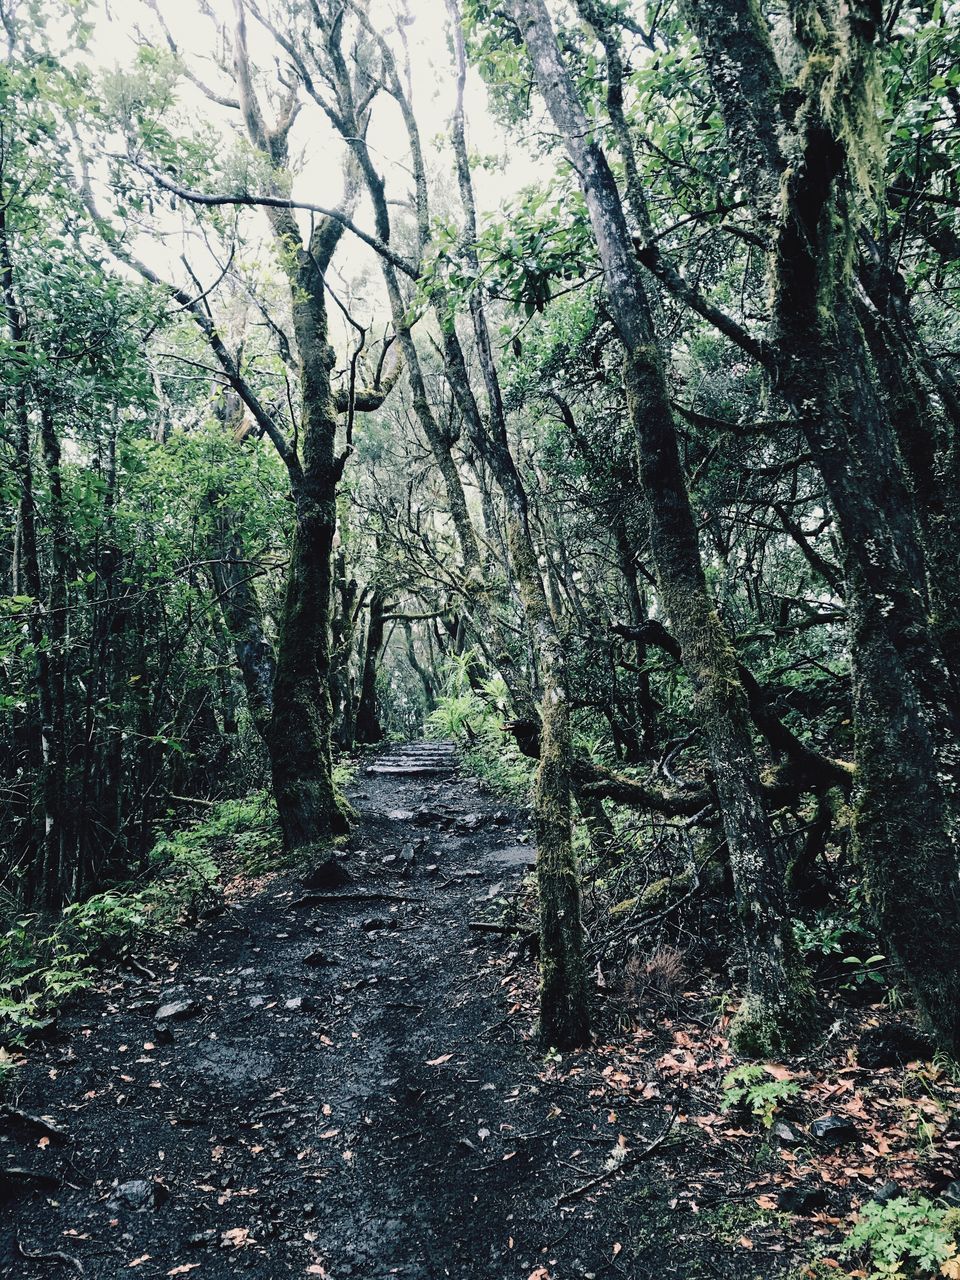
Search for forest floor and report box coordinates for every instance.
[3,748,959,1280]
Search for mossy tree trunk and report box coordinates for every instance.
[354,588,388,746]
[513,0,810,1055]
[233,0,352,856]
[442,0,591,1047]
[206,393,277,747]
[681,0,960,1051]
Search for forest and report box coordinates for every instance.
[2,0,960,1274]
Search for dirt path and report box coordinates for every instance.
[1,748,776,1280]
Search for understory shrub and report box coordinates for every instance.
[426,655,533,802]
[720,1063,800,1128]
[833,1195,960,1279]
[0,790,279,1042]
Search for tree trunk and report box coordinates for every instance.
[513,0,809,1054]
[354,588,387,745]
[232,0,356,860]
[37,404,69,903]
[208,504,276,744]
[270,478,348,850]
[444,0,590,1046]
[680,0,960,1050]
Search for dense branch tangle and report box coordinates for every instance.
[5,0,960,1061]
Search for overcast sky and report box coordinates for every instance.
[77,0,547,358]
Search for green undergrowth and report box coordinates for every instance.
[721,1063,801,1128]
[426,657,533,802]
[0,788,283,1045]
[804,1195,960,1279]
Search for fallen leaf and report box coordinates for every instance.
[764,1064,794,1081]
[168,1267,200,1276]
[128,1256,151,1268]
[425,1054,453,1066]
[221,1227,252,1248]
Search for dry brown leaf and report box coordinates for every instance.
[764,1064,793,1081]
[425,1054,453,1066]
[221,1227,252,1248]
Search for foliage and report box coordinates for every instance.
[836,1196,960,1279]
[152,791,279,879]
[793,907,890,995]
[0,792,277,1042]
[720,1064,800,1129]
[426,656,533,802]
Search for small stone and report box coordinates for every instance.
[382,855,398,866]
[361,917,392,931]
[425,864,440,878]
[940,1180,960,1208]
[772,1121,800,1146]
[248,996,266,1008]
[413,808,447,827]
[186,1230,216,1248]
[109,1179,158,1212]
[400,844,416,865]
[809,1115,859,1146]
[777,1183,828,1215]
[284,996,320,1013]
[302,859,350,891]
[155,1000,199,1022]
[303,950,333,967]
[872,1180,904,1205]
[387,810,415,821]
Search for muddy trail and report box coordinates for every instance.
[1,745,781,1280]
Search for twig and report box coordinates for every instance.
[468,921,534,937]
[18,1242,85,1275]
[554,1095,682,1207]
[1,1167,61,1188]
[289,892,420,907]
